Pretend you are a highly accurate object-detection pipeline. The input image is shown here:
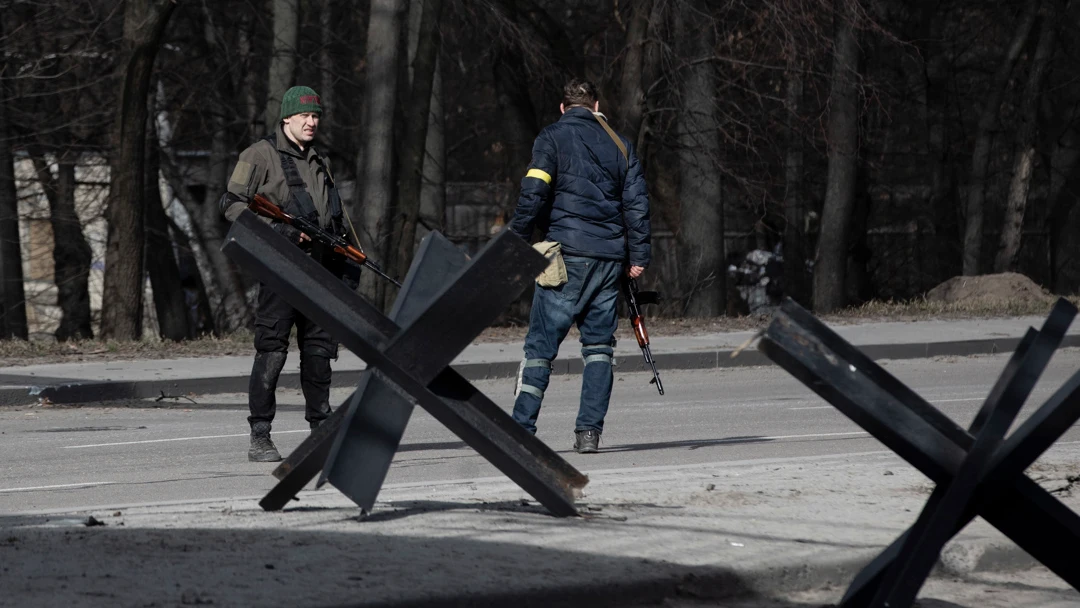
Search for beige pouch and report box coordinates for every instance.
[532,241,568,287]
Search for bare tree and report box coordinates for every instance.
[388,0,445,286]
[0,82,27,339]
[616,0,653,144]
[101,0,178,340]
[1047,124,1080,291]
[675,3,724,316]
[144,115,190,340]
[264,0,299,134]
[994,3,1063,272]
[813,0,861,313]
[29,152,93,340]
[319,0,335,150]
[913,0,956,290]
[408,0,446,241]
[961,1,1039,276]
[196,9,254,330]
[782,62,809,305]
[356,0,406,307]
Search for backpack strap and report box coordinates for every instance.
[593,113,629,169]
[312,154,344,227]
[276,151,319,222]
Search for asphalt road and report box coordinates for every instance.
[3,349,1080,514]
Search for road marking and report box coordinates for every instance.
[0,482,117,494]
[62,429,308,449]
[722,430,867,442]
[790,397,986,410]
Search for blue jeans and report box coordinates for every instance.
[512,255,622,435]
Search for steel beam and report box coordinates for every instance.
[758,298,1080,605]
[223,211,587,516]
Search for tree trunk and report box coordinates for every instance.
[319,0,335,150]
[407,0,446,241]
[812,0,861,313]
[0,71,28,339]
[144,118,190,341]
[101,0,177,340]
[264,0,299,134]
[389,0,445,285]
[196,14,254,331]
[635,0,664,160]
[1046,102,1080,292]
[920,5,956,292]
[30,153,93,341]
[493,46,540,184]
[995,7,1060,272]
[616,0,653,144]
[237,11,261,139]
[961,1,1039,276]
[356,0,406,307]
[167,213,216,337]
[781,64,809,306]
[159,158,231,333]
[675,3,724,317]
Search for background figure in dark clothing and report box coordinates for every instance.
[509,79,652,454]
[219,86,350,462]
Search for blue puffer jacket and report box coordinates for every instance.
[510,106,651,267]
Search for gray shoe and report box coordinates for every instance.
[574,429,600,454]
[248,423,283,462]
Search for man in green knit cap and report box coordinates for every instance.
[220,86,353,462]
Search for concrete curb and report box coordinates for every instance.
[2,334,1077,407]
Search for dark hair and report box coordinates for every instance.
[562,79,598,108]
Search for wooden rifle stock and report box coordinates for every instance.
[622,277,664,395]
[248,194,400,287]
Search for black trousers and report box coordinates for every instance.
[248,283,336,428]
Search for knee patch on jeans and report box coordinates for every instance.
[581,344,615,367]
[514,358,551,397]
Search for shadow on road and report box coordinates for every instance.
[0,512,838,607]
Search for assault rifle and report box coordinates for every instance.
[249,194,401,288]
[621,276,663,395]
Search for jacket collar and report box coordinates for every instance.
[560,106,597,122]
[275,125,319,161]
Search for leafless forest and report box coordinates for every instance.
[0,0,1078,341]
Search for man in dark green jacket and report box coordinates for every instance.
[220,86,349,462]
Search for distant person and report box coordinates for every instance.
[508,79,652,453]
[219,86,353,462]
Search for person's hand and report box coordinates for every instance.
[628,265,644,279]
[298,232,311,244]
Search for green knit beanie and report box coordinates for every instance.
[279,86,323,120]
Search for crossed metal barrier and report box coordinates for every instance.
[222,210,587,517]
[759,297,1080,607]
[224,210,1080,605]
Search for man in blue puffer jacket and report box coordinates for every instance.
[509,79,652,454]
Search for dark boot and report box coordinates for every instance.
[574,429,601,454]
[248,421,282,462]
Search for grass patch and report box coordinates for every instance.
[828,296,1080,323]
[0,296,1076,366]
[0,331,256,367]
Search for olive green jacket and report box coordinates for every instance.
[222,126,335,228]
